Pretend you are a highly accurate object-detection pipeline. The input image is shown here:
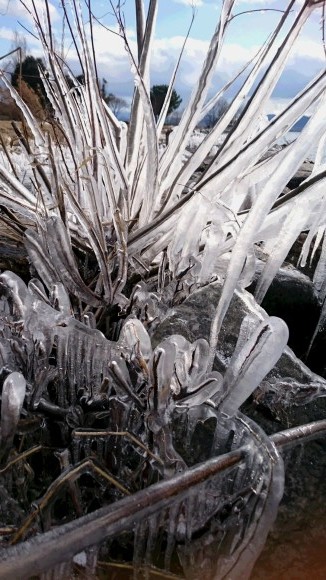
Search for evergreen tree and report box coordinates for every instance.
[11,55,47,105]
[150,84,182,120]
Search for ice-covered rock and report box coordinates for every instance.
[152,281,326,423]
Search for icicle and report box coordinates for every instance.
[50,283,71,316]
[0,271,28,319]
[0,372,26,461]
[40,561,73,580]
[306,295,326,358]
[133,519,148,576]
[313,229,326,299]
[184,487,196,542]
[164,503,179,571]
[117,317,152,362]
[298,201,326,268]
[208,89,326,370]
[71,434,82,464]
[167,193,211,277]
[310,225,326,267]
[217,317,289,417]
[238,245,256,290]
[150,341,176,410]
[255,201,307,303]
[144,514,160,572]
[197,220,226,285]
[232,314,260,361]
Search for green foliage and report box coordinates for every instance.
[150,84,182,119]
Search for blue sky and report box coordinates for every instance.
[0,0,325,113]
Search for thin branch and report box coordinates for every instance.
[321,1,326,58]
[228,9,293,23]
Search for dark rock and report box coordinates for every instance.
[249,263,320,361]
[286,159,313,190]
[0,236,29,282]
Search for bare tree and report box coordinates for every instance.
[106,93,128,116]
[204,97,229,128]
[168,107,184,126]
[100,78,128,116]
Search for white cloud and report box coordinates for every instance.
[289,38,325,63]
[152,36,209,85]
[235,0,276,4]
[172,0,204,6]
[0,0,59,22]
[63,25,324,102]
[0,27,16,42]
[1,0,321,105]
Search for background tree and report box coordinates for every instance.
[150,84,182,120]
[100,78,127,117]
[204,97,229,129]
[11,55,48,105]
[168,107,184,126]
[65,76,127,117]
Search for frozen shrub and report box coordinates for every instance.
[0,1,326,578]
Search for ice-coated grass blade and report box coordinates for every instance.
[126,0,158,189]
[157,0,235,198]
[208,89,326,370]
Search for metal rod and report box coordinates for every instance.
[270,418,326,449]
[0,448,245,580]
